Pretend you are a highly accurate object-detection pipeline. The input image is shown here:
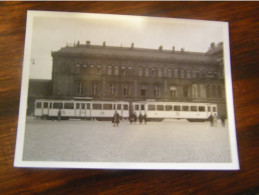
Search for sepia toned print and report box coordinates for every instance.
[14,11,239,170]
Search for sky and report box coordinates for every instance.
[28,12,225,79]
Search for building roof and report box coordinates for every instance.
[52,43,218,65]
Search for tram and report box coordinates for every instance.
[132,101,217,122]
[34,99,129,120]
[34,99,217,122]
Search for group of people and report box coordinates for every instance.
[129,112,147,125]
[208,113,226,127]
[112,111,147,127]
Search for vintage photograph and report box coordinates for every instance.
[14,11,239,170]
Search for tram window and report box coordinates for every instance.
[103,104,113,110]
[208,106,211,112]
[165,105,173,111]
[53,103,63,109]
[76,103,80,109]
[87,103,90,109]
[191,106,197,111]
[213,107,217,112]
[199,106,205,112]
[157,105,164,111]
[174,105,181,111]
[148,105,155,111]
[36,102,42,108]
[117,104,121,110]
[92,103,102,110]
[50,102,52,109]
[43,102,48,108]
[135,105,139,110]
[81,104,85,109]
[123,104,128,110]
[64,103,74,109]
[141,105,145,110]
[182,106,189,111]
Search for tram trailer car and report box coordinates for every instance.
[34,99,129,120]
[132,101,218,122]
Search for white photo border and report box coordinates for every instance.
[14,10,239,170]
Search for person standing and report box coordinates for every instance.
[143,113,147,124]
[133,112,137,124]
[213,113,218,127]
[208,113,213,127]
[221,115,226,127]
[58,108,61,121]
[129,113,134,124]
[139,113,143,124]
[113,111,120,127]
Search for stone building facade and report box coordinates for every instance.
[51,41,226,115]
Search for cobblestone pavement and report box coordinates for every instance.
[23,118,231,163]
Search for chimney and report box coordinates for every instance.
[131,42,134,49]
[159,45,163,51]
[211,42,215,49]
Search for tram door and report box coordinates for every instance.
[116,104,124,117]
[42,102,49,116]
[134,103,145,115]
[75,103,91,118]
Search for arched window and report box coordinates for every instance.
[217,85,222,98]
[158,68,163,77]
[92,83,98,95]
[121,67,126,75]
[115,66,119,75]
[77,81,84,95]
[122,84,129,96]
[154,84,160,97]
[168,69,172,78]
[152,68,156,77]
[192,85,197,98]
[192,70,196,79]
[110,84,115,96]
[174,69,179,78]
[183,86,188,97]
[108,66,113,75]
[138,68,143,77]
[145,68,149,77]
[196,71,200,79]
[187,70,191,79]
[170,86,177,97]
[140,85,147,96]
[206,85,211,98]
[180,69,185,78]
[97,65,101,74]
[75,64,81,74]
[212,85,216,97]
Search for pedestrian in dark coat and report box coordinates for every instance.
[221,115,226,127]
[143,113,147,124]
[129,113,134,124]
[113,111,120,127]
[208,113,213,127]
[139,113,143,124]
[133,112,137,124]
[58,109,61,121]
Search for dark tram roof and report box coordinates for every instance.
[52,43,218,65]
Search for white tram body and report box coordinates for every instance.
[34,99,217,121]
[132,101,217,121]
[34,99,129,120]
